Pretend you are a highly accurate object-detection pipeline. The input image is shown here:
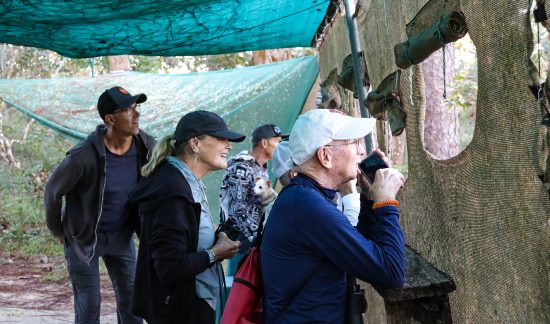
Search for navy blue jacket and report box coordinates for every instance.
[261,174,405,323]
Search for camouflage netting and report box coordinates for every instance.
[319,0,550,322]
[0,56,319,221]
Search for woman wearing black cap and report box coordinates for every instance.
[129,110,244,324]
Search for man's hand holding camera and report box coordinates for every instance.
[369,168,405,202]
[357,150,405,202]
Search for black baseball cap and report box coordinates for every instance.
[97,86,147,119]
[174,110,246,145]
[251,124,289,144]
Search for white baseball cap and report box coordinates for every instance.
[271,141,293,179]
[289,109,376,165]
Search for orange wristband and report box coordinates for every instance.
[372,199,399,209]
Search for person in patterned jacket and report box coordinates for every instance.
[219,123,287,275]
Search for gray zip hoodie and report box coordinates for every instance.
[44,124,155,264]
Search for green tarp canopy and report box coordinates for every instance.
[0,55,319,219]
[0,0,333,58]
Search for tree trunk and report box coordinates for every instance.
[252,51,272,65]
[252,49,293,65]
[108,55,131,72]
[0,101,21,168]
[421,46,460,159]
[390,131,406,165]
[0,44,21,78]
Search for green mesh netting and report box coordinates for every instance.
[0,56,319,221]
[319,0,550,322]
[0,0,331,58]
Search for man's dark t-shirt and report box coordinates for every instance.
[99,141,138,232]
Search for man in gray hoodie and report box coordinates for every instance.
[44,86,155,324]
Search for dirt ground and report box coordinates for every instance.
[0,251,117,323]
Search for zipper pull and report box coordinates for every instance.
[164,295,170,305]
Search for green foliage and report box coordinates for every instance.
[446,36,478,150]
[1,45,316,77]
[0,107,72,257]
[1,43,258,77]
[130,55,164,73]
[42,261,69,283]
[130,53,254,73]
[195,52,253,71]
[0,44,96,78]
[0,107,121,288]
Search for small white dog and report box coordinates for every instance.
[253,177,278,207]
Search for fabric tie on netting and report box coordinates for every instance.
[394,11,468,69]
[337,52,370,94]
[0,56,319,220]
[365,70,405,136]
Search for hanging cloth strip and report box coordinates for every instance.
[364,70,406,136]
[394,11,468,69]
[338,52,370,95]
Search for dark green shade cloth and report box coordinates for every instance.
[0,0,331,58]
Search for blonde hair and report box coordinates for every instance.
[141,135,175,177]
[141,134,207,177]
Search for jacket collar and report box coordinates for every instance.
[291,173,338,202]
[90,124,148,155]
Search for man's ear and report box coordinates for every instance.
[315,147,332,169]
[261,138,269,149]
[104,114,115,126]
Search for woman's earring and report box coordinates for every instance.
[192,138,200,165]
[194,149,199,165]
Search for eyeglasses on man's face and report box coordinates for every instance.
[325,139,362,151]
[112,104,140,116]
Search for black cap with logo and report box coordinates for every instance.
[174,110,246,146]
[251,124,289,144]
[97,86,147,119]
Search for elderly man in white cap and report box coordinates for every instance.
[261,109,406,323]
[266,140,361,227]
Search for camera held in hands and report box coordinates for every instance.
[216,218,240,241]
[358,151,389,184]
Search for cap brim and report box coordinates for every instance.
[333,117,377,140]
[209,129,246,142]
[280,134,289,139]
[134,93,147,104]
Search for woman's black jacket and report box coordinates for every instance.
[128,161,212,324]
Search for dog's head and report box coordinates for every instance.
[253,177,273,198]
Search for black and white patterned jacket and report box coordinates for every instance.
[219,150,269,253]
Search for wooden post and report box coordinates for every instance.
[361,246,456,323]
